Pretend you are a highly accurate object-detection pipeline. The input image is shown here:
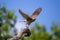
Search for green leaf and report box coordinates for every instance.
[2,24,9,32]
[0,11,3,17]
[7,11,14,19]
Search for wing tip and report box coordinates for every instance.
[38,8,42,11]
[19,9,21,12]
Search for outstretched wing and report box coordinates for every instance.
[30,8,42,19]
[19,9,31,19]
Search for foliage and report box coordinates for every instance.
[0,6,16,40]
[20,23,60,40]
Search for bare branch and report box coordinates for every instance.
[8,28,30,40]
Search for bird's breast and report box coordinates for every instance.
[26,19,36,25]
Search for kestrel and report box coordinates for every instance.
[19,8,42,26]
[19,8,42,37]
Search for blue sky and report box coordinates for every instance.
[0,0,60,33]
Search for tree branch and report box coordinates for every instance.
[8,28,30,40]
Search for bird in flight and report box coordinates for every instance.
[19,8,42,37]
[19,8,42,26]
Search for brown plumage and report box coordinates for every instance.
[19,8,42,25]
[19,8,42,37]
